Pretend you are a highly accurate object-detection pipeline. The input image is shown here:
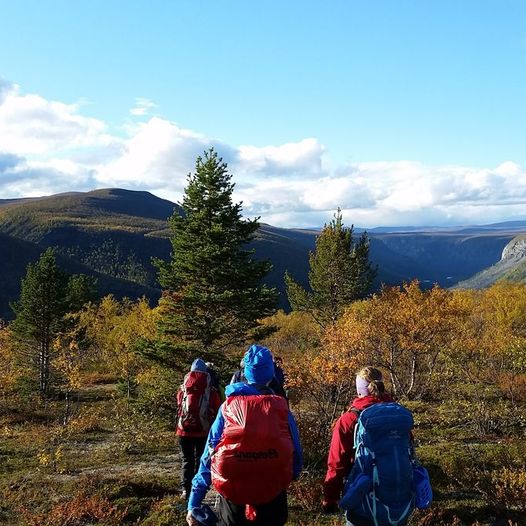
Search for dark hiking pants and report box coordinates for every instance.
[216,491,288,526]
[179,435,207,494]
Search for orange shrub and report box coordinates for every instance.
[21,493,126,526]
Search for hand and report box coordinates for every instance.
[186,510,199,526]
[321,501,339,514]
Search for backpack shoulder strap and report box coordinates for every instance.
[349,407,362,417]
[349,407,364,452]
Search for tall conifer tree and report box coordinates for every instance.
[285,209,377,328]
[11,248,97,397]
[155,149,278,356]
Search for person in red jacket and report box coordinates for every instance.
[322,367,392,525]
[177,358,222,500]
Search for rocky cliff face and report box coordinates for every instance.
[501,236,526,261]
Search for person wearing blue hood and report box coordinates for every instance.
[186,345,303,526]
[177,358,221,500]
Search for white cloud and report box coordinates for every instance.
[95,117,236,191]
[0,80,115,156]
[1,79,526,228]
[130,98,157,116]
[234,159,526,226]
[237,138,324,176]
[0,156,95,197]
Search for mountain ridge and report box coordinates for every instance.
[0,188,524,320]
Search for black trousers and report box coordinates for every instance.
[179,435,207,493]
[216,491,288,526]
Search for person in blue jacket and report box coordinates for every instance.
[186,344,303,526]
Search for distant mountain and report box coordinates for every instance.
[0,188,181,238]
[368,225,447,233]
[477,220,526,230]
[367,220,526,234]
[369,232,514,286]
[0,188,524,319]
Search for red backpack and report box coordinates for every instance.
[211,394,293,505]
[177,371,212,434]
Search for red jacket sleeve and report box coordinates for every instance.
[323,411,358,506]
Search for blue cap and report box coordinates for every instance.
[244,344,274,385]
[191,358,207,372]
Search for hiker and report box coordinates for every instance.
[229,358,245,385]
[206,361,224,401]
[206,362,220,391]
[177,358,221,500]
[322,366,420,526]
[186,344,303,526]
[230,354,287,399]
[269,355,287,399]
[273,356,285,389]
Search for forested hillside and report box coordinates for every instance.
[0,188,522,320]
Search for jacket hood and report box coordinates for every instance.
[225,382,262,397]
[191,358,208,372]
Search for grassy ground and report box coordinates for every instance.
[1,385,525,526]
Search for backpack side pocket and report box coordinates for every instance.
[413,465,433,509]
[340,473,373,511]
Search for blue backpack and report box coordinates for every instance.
[340,402,428,526]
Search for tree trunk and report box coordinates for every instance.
[389,344,399,396]
[407,351,417,398]
[39,337,51,399]
[63,389,71,425]
[39,342,46,397]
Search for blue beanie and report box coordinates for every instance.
[191,358,207,372]
[244,344,274,385]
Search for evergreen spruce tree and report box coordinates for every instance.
[155,149,278,358]
[285,209,377,328]
[11,248,97,397]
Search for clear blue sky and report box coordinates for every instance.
[2,0,525,166]
[1,1,526,227]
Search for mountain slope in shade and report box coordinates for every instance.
[0,188,179,295]
[0,231,159,320]
[371,232,514,286]
[0,232,45,318]
[454,235,526,289]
